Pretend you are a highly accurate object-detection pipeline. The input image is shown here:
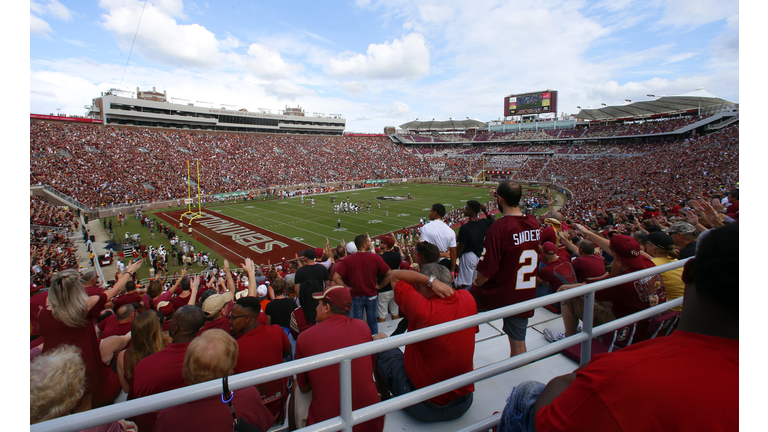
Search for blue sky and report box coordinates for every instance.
[28,0,739,132]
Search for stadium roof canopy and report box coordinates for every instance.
[399,119,486,131]
[574,89,735,121]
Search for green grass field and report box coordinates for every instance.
[103,183,562,279]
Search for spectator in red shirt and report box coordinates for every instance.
[112,280,144,311]
[536,242,578,314]
[292,285,384,432]
[99,304,136,339]
[132,303,205,399]
[154,329,274,432]
[230,296,291,423]
[373,264,476,422]
[332,234,393,335]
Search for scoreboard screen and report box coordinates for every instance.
[504,90,558,116]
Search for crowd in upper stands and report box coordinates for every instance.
[398,114,712,143]
[30,122,433,208]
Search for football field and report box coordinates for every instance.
[123,182,561,276]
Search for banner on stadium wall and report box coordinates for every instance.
[30,114,103,124]
[365,179,389,185]
[211,191,248,199]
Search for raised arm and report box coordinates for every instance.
[573,224,610,253]
[390,270,453,298]
[223,259,235,293]
[96,259,143,308]
[242,258,258,297]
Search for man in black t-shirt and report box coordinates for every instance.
[265,279,298,328]
[294,248,329,292]
[377,236,403,322]
[455,200,495,289]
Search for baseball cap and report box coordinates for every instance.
[609,235,644,268]
[542,242,557,255]
[312,285,352,311]
[202,293,231,316]
[257,284,268,297]
[235,290,249,300]
[638,231,674,249]
[314,247,324,259]
[346,241,358,254]
[665,221,697,238]
[302,248,317,260]
[540,225,556,244]
[379,236,395,248]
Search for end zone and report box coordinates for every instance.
[156,209,310,265]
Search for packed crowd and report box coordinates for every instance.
[398,115,711,143]
[30,122,433,208]
[30,196,81,290]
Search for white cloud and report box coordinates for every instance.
[219,35,240,50]
[656,0,738,29]
[30,0,73,38]
[662,52,698,65]
[99,0,221,69]
[46,0,72,20]
[418,5,453,23]
[388,101,410,116]
[339,81,369,98]
[30,14,52,38]
[326,33,430,80]
[246,43,303,80]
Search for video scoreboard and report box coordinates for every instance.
[504,90,558,116]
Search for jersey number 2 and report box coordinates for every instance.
[516,249,538,290]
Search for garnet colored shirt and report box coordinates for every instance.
[395,280,477,405]
[112,291,142,310]
[39,293,108,395]
[538,256,578,292]
[154,386,274,432]
[471,214,541,318]
[289,307,316,341]
[572,255,607,283]
[131,342,191,398]
[596,258,666,339]
[335,252,391,297]
[295,314,384,432]
[234,324,291,421]
[536,331,738,432]
[100,319,133,339]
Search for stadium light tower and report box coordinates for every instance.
[625,99,632,103]
[647,94,655,97]
[576,106,581,109]
[601,103,607,106]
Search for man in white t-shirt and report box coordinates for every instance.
[420,203,457,274]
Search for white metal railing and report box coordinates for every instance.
[31,260,687,432]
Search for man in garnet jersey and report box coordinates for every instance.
[496,223,738,432]
[471,180,541,357]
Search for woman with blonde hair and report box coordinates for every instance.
[115,310,170,398]
[31,344,137,431]
[38,260,143,411]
